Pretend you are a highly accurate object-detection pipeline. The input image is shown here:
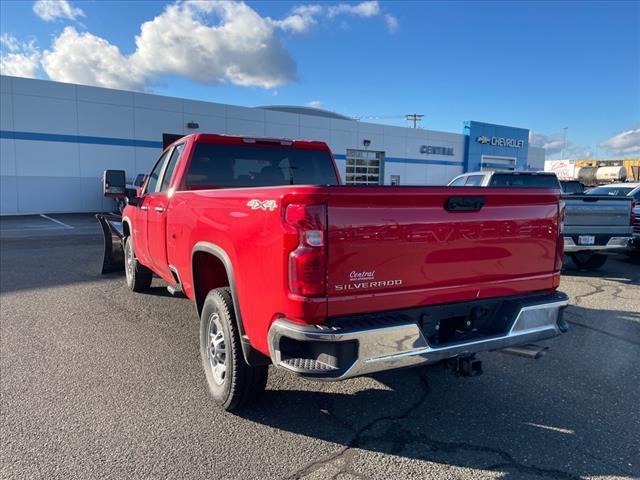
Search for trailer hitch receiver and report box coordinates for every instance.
[446,355,483,377]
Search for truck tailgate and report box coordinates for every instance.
[563,195,633,231]
[326,187,560,317]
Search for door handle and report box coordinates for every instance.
[154,206,165,213]
[445,196,485,212]
[140,206,149,211]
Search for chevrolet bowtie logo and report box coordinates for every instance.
[476,135,491,144]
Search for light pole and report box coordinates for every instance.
[561,127,568,160]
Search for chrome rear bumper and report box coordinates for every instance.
[268,292,569,380]
[563,236,631,253]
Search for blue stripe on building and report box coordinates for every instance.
[0,130,163,149]
[332,153,462,167]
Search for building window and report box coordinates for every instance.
[345,149,384,185]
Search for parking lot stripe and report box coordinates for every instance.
[40,214,74,229]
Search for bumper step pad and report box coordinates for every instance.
[281,358,338,372]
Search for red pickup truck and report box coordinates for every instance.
[99,133,568,411]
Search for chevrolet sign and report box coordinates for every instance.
[476,135,524,149]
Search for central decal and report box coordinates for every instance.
[350,270,375,281]
[336,270,402,291]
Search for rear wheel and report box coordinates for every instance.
[124,236,152,292]
[199,288,268,411]
[570,252,608,271]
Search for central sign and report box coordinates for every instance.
[420,145,454,156]
[476,135,524,149]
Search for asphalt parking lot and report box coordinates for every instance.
[1,214,639,480]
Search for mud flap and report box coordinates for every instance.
[96,213,125,274]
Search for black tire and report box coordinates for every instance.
[570,252,608,271]
[124,236,152,292]
[199,288,268,411]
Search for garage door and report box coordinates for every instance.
[481,155,516,171]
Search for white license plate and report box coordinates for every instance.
[578,235,595,245]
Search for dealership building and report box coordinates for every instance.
[0,74,545,215]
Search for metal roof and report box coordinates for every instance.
[257,105,353,121]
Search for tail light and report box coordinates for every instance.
[555,199,566,271]
[630,200,637,226]
[285,203,327,296]
[558,199,566,234]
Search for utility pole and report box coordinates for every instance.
[405,113,424,129]
[561,127,568,160]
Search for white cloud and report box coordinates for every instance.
[5,1,398,90]
[129,1,296,88]
[532,127,640,160]
[600,128,640,155]
[384,13,398,33]
[272,4,323,33]
[40,1,297,90]
[33,0,85,22]
[1,33,20,52]
[0,52,41,78]
[306,100,322,108]
[564,145,595,160]
[0,34,40,78]
[529,131,565,156]
[292,4,324,17]
[273,2,393,33]
[41,27,145,90]
[529,130,594,160]
[328,1,380,18]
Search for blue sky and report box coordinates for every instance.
[1,0,639,158]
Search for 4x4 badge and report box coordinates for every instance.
[247,199,277,211]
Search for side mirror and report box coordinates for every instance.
[103,170,126,198]
[126,196,141,207]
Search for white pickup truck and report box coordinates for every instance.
[448,171,634,270]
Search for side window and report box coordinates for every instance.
[449,176,467,186]
[144,150,171,194]
[159,144,184,192]
[464,175,484,186]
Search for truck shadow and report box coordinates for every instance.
[562,254,640,285]
[239,304,640,479]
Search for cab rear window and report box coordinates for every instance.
[586,186,634,196]
[489,174,560,189]
[186,144,339,188]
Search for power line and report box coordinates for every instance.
[353,114,406,121]
[405,113,424,129]
[353,113,425,129]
